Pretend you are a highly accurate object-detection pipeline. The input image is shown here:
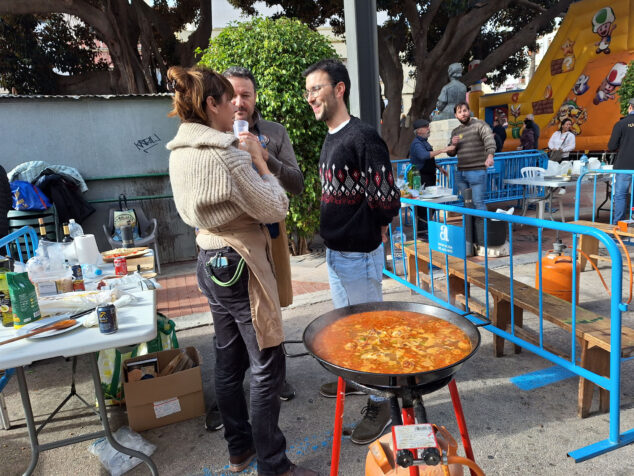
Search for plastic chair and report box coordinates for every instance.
[102,207,161,274]
[520,167,565,222]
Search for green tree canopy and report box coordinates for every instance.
[198,17,338,254]
[229,0,574,156]
[0,1,212,94]
[617,61,634,116]
[0,14,107,94]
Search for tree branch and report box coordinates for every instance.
[462,0,574,85]
[514,0,547,13]
[0,0,112,39]
[419,0,445,53]
[401,0,422,41]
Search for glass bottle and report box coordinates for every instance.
[62,223,73,243]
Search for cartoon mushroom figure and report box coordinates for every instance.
[593,62,627,105]
[593,7,616,54]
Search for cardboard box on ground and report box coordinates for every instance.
[123,347,205,432]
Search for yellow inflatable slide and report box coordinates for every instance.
[476,0,634,152]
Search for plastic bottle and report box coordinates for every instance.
[391,227,406,275]
[68,219,84,238]
[82,264,103,280]
[580,154,588,175]
[411,169,421,191]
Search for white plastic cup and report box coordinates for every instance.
[233,120,249,139]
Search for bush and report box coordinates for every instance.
[617,61,634,115]
[197,17,339,254]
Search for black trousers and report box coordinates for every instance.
[197,247,290,476]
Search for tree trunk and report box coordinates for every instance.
[377,24,405,156]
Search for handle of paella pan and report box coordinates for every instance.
[281,340,310,358]
[466,311,492,328]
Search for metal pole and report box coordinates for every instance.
[343,0,381,130]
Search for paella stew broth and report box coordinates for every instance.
[313,311,471,374]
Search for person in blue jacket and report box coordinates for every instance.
[408,119,453,187]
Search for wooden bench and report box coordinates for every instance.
[399,240,634,418]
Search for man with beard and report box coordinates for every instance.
[202,66,304,433]
[446,102,496,210]
[303,59,401,444]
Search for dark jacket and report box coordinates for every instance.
[409,135,436,185]
[520,128,536,150]
[608,113,634,169]
[250,112,304,195]
[36,173,95,224]
[0,165,11,238]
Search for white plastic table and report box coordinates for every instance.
[0,290,158,476]
[504,174,609,221]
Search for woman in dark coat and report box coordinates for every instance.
[520,119,536,150]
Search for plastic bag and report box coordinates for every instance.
[88,426,156,476]
[7,272,41,328]
[10,180,51,210]
[97,313,178,404]
[37,289,121,317]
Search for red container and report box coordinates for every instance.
[114,256,128,276]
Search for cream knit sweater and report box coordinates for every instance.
[167,122,289,250]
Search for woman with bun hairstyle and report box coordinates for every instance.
[547,118,576,161]
[166,66,318,476]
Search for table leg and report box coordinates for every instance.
[16,367,40,476]
[88,353,159,476]
[578,235,599,272]
[537,200,546,221]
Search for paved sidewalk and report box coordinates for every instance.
[2,200,634,474]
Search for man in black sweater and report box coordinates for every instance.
[303,59,400,445]
[608,98,634,223]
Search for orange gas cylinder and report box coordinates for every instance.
[535,243,580,303]
[365,426,464,476]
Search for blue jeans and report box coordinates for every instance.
[613,174,633,223]
[455,169,487,210]
[326,244,385,402]
[326,245,384,309]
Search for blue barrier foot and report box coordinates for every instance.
[567,427,634,462]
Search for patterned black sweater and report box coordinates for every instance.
[319,117,401,252]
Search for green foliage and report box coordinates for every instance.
[0,14,107,94]
[617,61,634,115]
[198,17,338,248]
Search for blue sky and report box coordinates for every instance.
[213,1,281,28]
[212,0,387,28]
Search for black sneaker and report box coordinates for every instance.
[205,403,223,431]
[280,380,296,401]
[350,399,392,445]
[319,381,365,398]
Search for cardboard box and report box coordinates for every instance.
[123,347,205,431]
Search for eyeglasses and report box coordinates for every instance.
[303,83,337,100]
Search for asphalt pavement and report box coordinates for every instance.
[0,248,633,475]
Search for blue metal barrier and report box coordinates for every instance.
[0,226,39,430]
[392,150,548,204]
[384,199,632,462]
[573,169,634,224]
